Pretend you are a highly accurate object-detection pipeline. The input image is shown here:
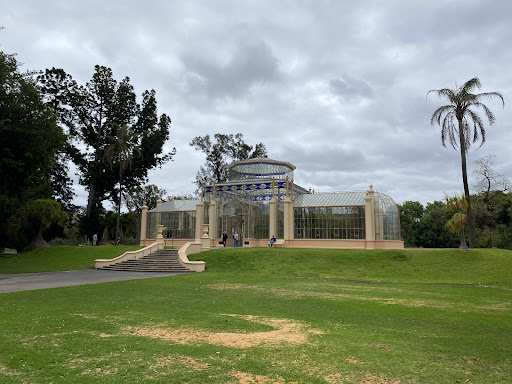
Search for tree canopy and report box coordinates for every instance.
[38,66,175,239]
[0,51,66,250]
[190,133,267,189]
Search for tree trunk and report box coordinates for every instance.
[115,165,123,243]
[458,119,475,248]
[22,226,49,252]
[135,208,142,243]
[459,226,469,251]
[86,182,96,220]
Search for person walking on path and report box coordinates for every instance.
[233,232,239,248]
[222,232,228,247]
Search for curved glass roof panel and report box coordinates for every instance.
[294,192,366,207]
[149,199,200,213]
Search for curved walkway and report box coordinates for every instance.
[0,269,183,293]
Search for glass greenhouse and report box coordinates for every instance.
[143,158,403,249]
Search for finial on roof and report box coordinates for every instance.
[369,184,373,190]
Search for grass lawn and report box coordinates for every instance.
[1,247,511,383]
[0,245,142,274]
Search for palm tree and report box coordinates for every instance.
[104,124,142,242]
[445,195,469,251]
[427,78,504,248]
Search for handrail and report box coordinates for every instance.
[178,242,206,272]
[94,242,163,269]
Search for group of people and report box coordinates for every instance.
[221,231,239,247]
[91,234,121,246]
[220,232,277,248]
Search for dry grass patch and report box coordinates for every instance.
[0,362,22,377]
[123,314,323,348]
[207,283,510,313]
[358,374,400,384]
[229,370,290,384]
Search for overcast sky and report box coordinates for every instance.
[3,0,511,207]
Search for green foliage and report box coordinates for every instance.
[25,199,67,231]
[104,123,143,240]
[38,66,175,239]
[399,200,459,248]
[103,211,138,241]
[445,195,469,251]
[190,133,267,189]
[125,184,167,212]
[0,51,65,250]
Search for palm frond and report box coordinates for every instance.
[475,91,505,107]
[460,77,481,94]
[431,105,454,126]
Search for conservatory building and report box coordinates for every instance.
[140,158,404,250]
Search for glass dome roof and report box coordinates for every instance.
[227,158,295,181]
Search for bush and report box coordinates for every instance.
[49,237,82,246]
[123,237,139,245]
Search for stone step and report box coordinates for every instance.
[97,248,195,273]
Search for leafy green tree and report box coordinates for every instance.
[22,199,67,251]
[0,51,65,250]
[190,133,267,189]
[428,78,505,248]
[398,201,425,247]
[38,66,175,239]
[104,123,142,241]
[403,201,459,248]
[445,195,469,251]
[103,211,138,242]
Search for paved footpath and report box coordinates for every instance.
[0,269,182,293]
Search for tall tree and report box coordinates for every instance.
[190,133,267,189]
[0,51,65,250]
[428,78,505,248]
[104,123,142,241]
[38,66,175,239]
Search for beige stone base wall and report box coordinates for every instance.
[285,239,404,250]
[285,239,366,249]
[142,238,404,250]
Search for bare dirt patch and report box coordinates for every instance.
[123,314,322,348]
[359,374,400,384]
[229,370,290,384]
[345,358,362,364]
[0,362,21,377]
[324,372,348,383]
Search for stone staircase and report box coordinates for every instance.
[98,249,195,273]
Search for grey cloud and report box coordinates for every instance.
[329,75,374,100]
[182,40,282,99]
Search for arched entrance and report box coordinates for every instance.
[222,199,252,247]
